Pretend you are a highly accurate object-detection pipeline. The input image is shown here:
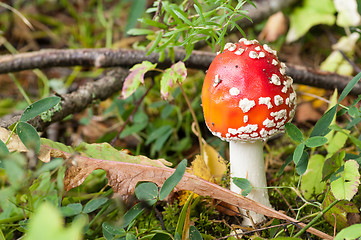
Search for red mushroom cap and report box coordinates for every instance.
[201,39,297,142]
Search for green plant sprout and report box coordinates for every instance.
[5,96,61,154]
[128,0,254,60]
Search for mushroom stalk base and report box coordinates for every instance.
[229,140,272,225]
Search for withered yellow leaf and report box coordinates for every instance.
[190,155,214,182]
[202,143,227,184]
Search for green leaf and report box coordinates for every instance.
[322,151,345,182]
[151,233,172,240]
[160,62,187,99]
[160,68,176,100]
[339,71,361,103]
[60,203,83,217]
[126,233,137,240]
[102,222,126,240]
[0,139,9,155]
[331,160,360,200]
[120,203,144,229]
[82,197,108,214]
[300,154,326,199]
[138,18,168,29]
[125,0,147,34]
[189,226,203,240]
[346,116,361,129]
[232,178,253,196]
[16,121,40,153]
[135,182,158,206]
[347,105,360,117]
[146,31,162,55]
[193,4,205,24]
[24,203,86,240]
[272,238,302,240]
[293,143,305,164]
[119,121,148,138]
[286,0,336,42]
[74,142,170,168]
[304,136,328,148]
[121,61,157,99]
[127,28,155,36]
[326,130,349,156]
[175,192,194,238]
[278,155,293,176]
[171,61,187,84]
[310,105,337,137]
[334,223,361,240]
[159,159,187,200]
[34,158,63,176]
[20,96,61,122]
[285,123,304,143]
[323,192,360,232]
[296,150,309,175]
[2,152,26,185]
[145,125,173,145]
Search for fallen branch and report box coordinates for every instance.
[0,68,129,131]
[0,48,358,95]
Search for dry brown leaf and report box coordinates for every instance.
[258,12,288,42]
[58,148,332,239]
[0,127,27,153]
[37,144,68,163]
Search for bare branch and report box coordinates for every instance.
[0,48,359,95]
[0,68,129,131]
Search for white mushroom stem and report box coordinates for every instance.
[229,140,272,225]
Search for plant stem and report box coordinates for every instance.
[293,199,339,238]
[9,73,31,105]
[177,82,203,159]
[111,81,154,146]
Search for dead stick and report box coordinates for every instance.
[0,48,359,95]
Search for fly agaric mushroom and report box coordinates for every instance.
[201,38,296,225]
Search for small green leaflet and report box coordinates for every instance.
[334,223,361,240]
[121,61,157,99]
[338,71,361,103]
[300,154,326,199]
[296,150,309,176]
[159,159,187,200]
[82,197,108,214]
[20,96,61,122]
[232,177,252,196]
[310,105,337,137]
[286,0,336,42]
[304,136,328,148]
[160,61,187,100]
[331,160,360,201]
[119,203,144,229]
[16,121,41,153]
[0,139,9,155]
[23,203,85,240]
[135,182,158,206]
[189,226,203,240]
[293,143,305,165]
[285,123,304,143]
